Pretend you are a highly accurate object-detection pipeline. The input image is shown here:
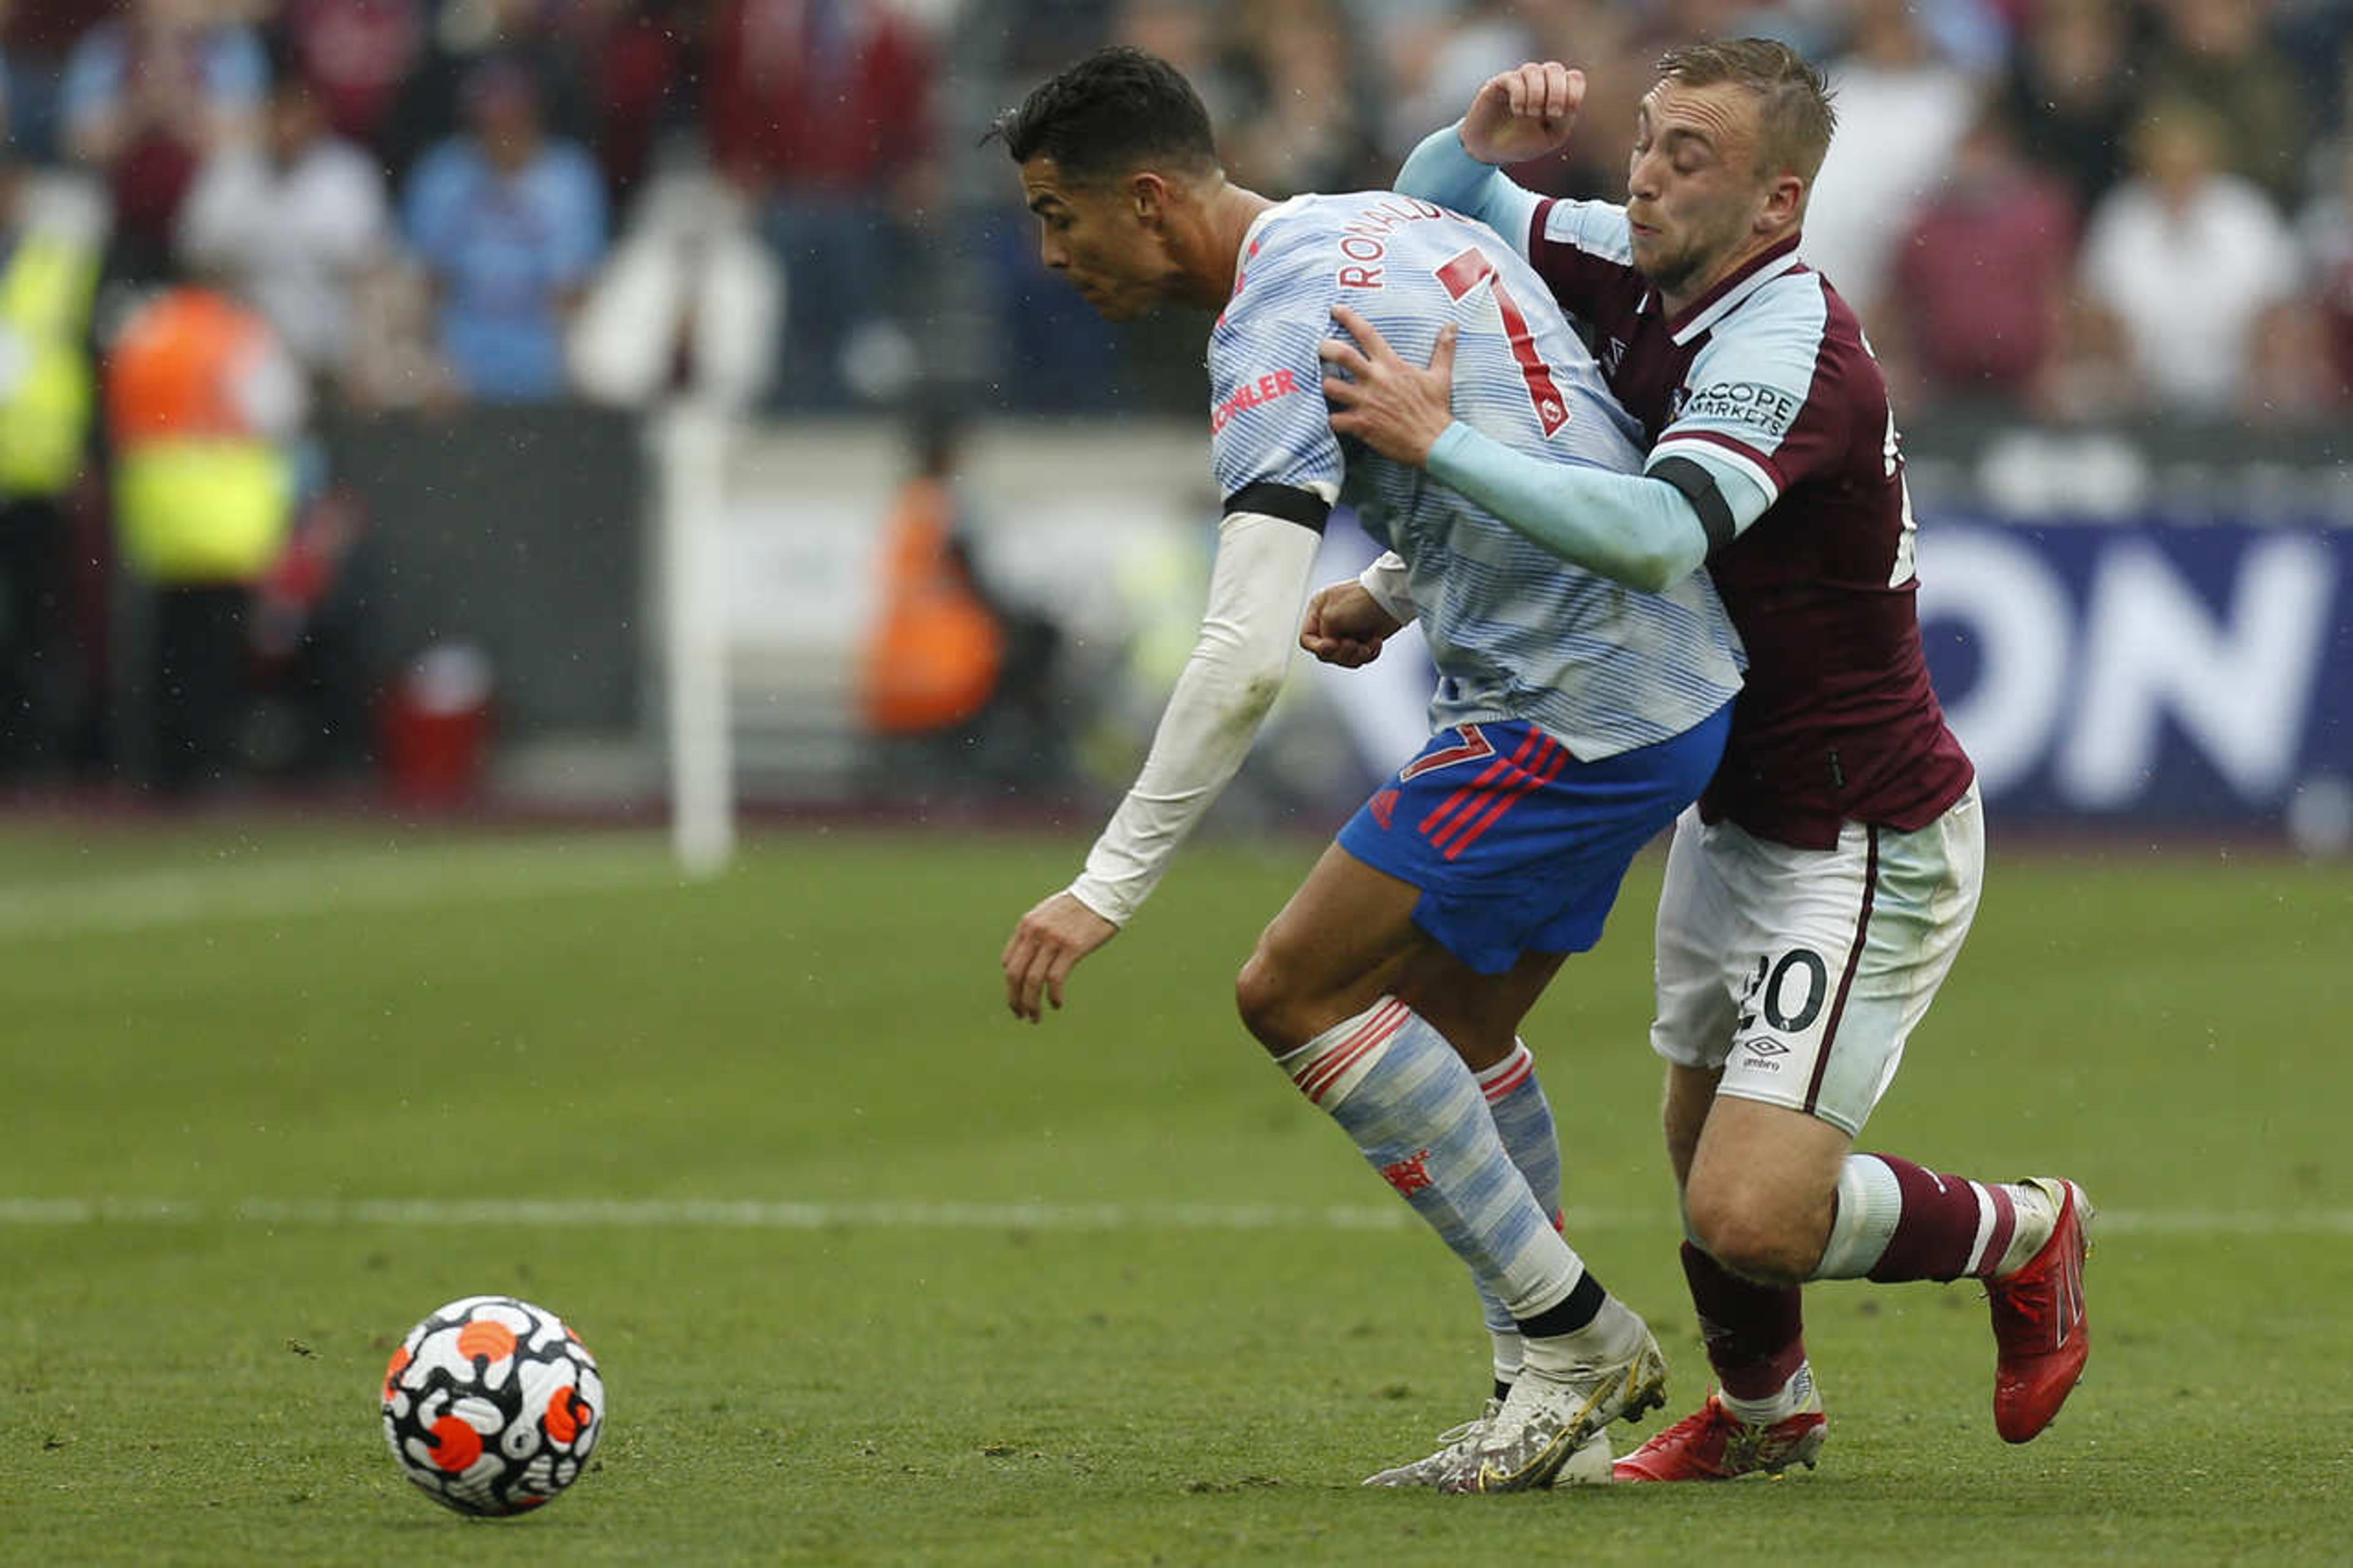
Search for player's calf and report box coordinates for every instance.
[1808,1157,2094,1442]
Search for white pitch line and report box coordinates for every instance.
[0,1197,2346,1237]
[0,839,680,940]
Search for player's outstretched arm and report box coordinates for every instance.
[1324,305,1762,594]
[1395,126,1540,248]
[1392,64,1581,244]
[999,509,1323,1023]
[1001,892,1118,1024]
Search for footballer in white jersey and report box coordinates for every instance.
[1213,191,1741,762]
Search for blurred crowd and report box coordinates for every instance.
[0,0,2347,797]
[2,0,2345,424]
[983,0,2353,424]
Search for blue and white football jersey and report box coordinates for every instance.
[1209,192,1743,760]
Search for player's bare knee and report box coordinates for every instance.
[1233,949,1304,1053]
[1692,1223,1809,1287]
[1685,1185,1814,1286]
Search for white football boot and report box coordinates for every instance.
[1364,1398,1613,1488]
[1442,1327,1668,1493]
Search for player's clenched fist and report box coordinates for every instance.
[1461,61,1585,165]
[1301,580,1402,668]
[1001,890,1118,1022]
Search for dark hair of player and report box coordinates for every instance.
[1656,38,1838,183]
[987,46,1221,184]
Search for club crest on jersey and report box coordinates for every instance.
[1211,368,1300,433]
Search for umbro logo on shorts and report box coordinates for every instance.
[1743,1037,1790,1058]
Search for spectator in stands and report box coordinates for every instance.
[0,124,105,778]
[1998,0,2137,213]
[1874,0,2013,78]
[277,0,424,151]
[1110,0,1229,113]
[2075,97,2303,419]
[375,0,593,194]
[1883,96,2079,413]
[575,0,698,213]
[2142,0,2308,209]
[177,56,387,776]
[1368,0,1661,198]
[59,0,267,281]
[105,284,305,795]
[1802,0,1980,326]
[2,0,119,163]
[705,0,935,408]
[859,407,1066,795]
[403,55,608,403]
[2297,135,2353,404]
[178,59,392,391]
[1221,0,1383,198]
[2276,0,2353,139]
[860,409,1005,762]
[1376,0,1542,174]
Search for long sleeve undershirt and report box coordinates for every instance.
[1427,422,1743,594]
[1066,510,1322,927]
[1396,123,1542,255]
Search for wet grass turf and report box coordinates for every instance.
[3,821,2346,1562]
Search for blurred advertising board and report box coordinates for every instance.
[1904,422,2351,846]
[667,417,2349,844]
[1918,514,2349,843]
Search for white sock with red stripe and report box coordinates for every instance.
[1813,1154,2058,1282]
[1470,1039,1560,1387]
[1278,1001,1585,1325]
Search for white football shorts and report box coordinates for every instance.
[1648,782,1984,1136]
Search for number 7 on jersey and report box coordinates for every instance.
[1435,247,1571,437]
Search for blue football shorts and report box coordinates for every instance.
[1337,705,1732,974]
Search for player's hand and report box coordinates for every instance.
[1301,580,1401,667]
[1460,61,1585,165]
[1322,304,1457,468]
[1001,890,1118,1023]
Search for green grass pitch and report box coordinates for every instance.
[2,820,2347,1563]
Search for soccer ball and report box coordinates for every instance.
[381,1294,605,1517]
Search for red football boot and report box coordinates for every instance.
[1610,1390,1825,1482]
[1987,1177,2095,1443]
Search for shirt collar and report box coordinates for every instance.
[1662,234,1807,346]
